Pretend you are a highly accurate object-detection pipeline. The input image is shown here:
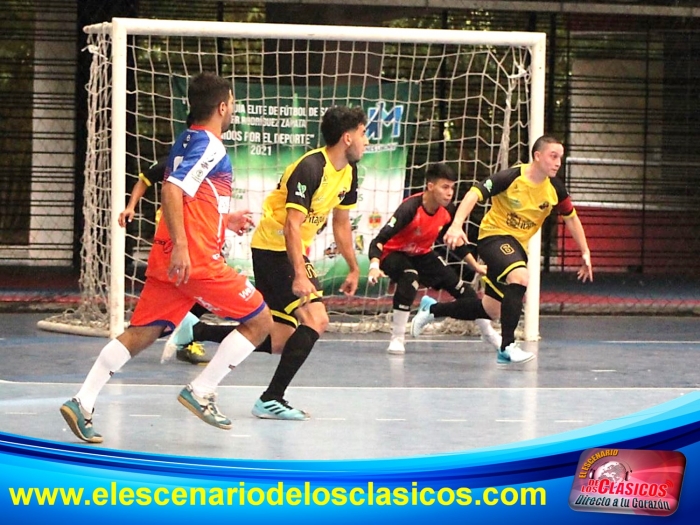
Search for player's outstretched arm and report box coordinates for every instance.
[118,179,150,227]
[445,190,479,249]
[332,208,360,296]
[226,209,254,236]
[563,214,593,282]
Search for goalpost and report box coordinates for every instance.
[39,18,545,340]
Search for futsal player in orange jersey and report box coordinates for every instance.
[60,72,272,443]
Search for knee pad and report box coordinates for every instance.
[393,269,418,310]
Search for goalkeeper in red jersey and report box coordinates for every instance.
[367,162,501,355]
[411,136,593,365]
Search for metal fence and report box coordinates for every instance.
[2,0,700,313]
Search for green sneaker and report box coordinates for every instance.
[177,385,232,430]
[60,398,103,443]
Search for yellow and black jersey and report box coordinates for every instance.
[470,164,576,250]
[251,147,358,252]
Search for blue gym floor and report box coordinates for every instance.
[0,313,697,459]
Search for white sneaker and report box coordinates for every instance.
[475,319,502,350]
[387,337,405,355]
[497,342,535,364]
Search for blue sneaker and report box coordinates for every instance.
[161,312,199,363]
[410,296,437,337]
[497,343,535,364]
[252,398,309,421]
[177,385,232,430]
[60,398,103,443]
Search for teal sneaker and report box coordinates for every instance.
[177,385,232,430]
[60,398,103,443]
[161,312,199,363]
[497,343,535,364]
[410,296,437,337]
[252,398,309,421]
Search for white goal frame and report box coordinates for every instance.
[84,18,546,340]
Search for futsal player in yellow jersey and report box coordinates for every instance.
[411,135,593,365]
[250,106,368,420]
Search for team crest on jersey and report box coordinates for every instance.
[500,243,516,255]
[295,182,307,198]
[484,179,493,192]
[388,216,397,228]
[539,202,550,210]
[508,197,522,208]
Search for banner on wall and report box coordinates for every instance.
[172,79,417,293]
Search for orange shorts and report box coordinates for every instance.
[129,264,266,334]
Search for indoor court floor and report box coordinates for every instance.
[0,313,698,460]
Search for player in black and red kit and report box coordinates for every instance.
[367,163,501,354]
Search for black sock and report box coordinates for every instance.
[192,322,235,344]
[189,303,208,318]
[431,297,488,320]
[261,325,319,401]
[254,336,272,354]
[500,284,526,350]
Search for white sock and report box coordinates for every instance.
[391,309,410,341]
[190,330,255,397]
[475,318,498,337]
[75,339,131,413]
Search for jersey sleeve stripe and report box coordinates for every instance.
[138,173,153,187]
[469,186,485,202]
[285,202,308,215]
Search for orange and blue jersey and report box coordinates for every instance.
[147,126,233,280]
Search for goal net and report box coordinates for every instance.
[39,18,545,338]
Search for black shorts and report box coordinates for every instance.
[380,251,472,299]
[251,248,322,327]
[478,235,528,302]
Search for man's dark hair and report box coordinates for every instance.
[531,135,562,159]
[320,106,367,147]
[425,163,457,184]
[188,72,231,123]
